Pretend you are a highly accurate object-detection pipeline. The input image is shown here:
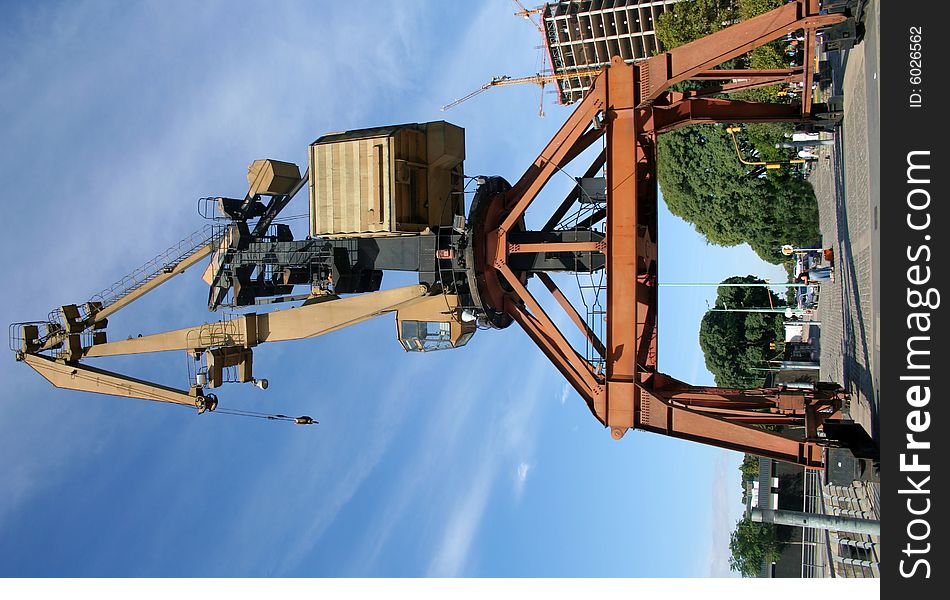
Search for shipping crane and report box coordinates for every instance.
[11,0,877,482]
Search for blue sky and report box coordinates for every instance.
[0,0,789,577]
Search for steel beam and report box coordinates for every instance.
[651,98,808,135]
[96,244,214,322]
[508,241,605,254]
[637,1,845,105]
[476,0,854,468]
[499,83,607,234]
[541,149,607,232]
[637,386,824,468]
[688,68,803,80]
[22,352,199,408]
[603,56,639,430]
[536,272,606,359]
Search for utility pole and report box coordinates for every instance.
[709,307,796,314]
[751,508,880,537]
[660,282,810,288]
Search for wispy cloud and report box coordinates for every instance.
[426,458,496,577]
[214,356,430,576]
[559,383,571,406]
[514,461,532,500]
[424,355,550,576]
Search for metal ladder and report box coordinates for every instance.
[90,224,225,310]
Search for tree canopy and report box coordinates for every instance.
[699,276,784,388]
[655,0,736,50]
[740,454,759,483]
[658,125,820,262]
[655,0,819,263]
[730,516,781,577]
[656,0,786,52]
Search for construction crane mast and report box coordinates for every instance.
[11,0,876,481]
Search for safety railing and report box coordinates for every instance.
[90,224,225,311]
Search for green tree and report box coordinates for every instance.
[654,0,822,262]
[656,0,785,53]
[699,276,784,387]
[739,453,759,505]
[740,453,759,483]
[657,124,819,262]
[737,0,784,21]
[655,0,735,50]
[729,516,782,577]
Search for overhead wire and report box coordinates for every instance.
[45,360,316,426]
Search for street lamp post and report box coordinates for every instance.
[726,126,807,170]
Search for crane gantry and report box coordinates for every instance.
[11,0,877,481]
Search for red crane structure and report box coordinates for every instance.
[468,0,865,470]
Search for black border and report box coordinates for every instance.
[881,0,946,593]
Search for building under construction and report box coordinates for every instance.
[542,0,682,104]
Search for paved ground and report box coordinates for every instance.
[810,0,880,444]
[805,0,881,577]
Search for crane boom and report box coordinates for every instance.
[511,0,543,30]
[441,68,604,112]
[81,285,428,358]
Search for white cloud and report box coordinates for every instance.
[215,355,431,576]
[423,354,550,576]
[514,461,531,501]
[559,383,570,406]
[517,461,530,482]
[426,459,495,577]
[344,352,489,574]
[344,332,553,577]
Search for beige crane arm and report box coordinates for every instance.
[82,284,429,358]
[33,233,221,355]
[17,285,430,409]
[21,352,202,408]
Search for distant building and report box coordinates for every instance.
[541,0,682,104]
[753,458,880,578]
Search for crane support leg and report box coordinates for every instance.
[634,385,825,468]
[474,0,863,469]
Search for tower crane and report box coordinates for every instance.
[511,0,543,23]
[440,1,566,116]
[11,0,877,482]
[441,68,604,115]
